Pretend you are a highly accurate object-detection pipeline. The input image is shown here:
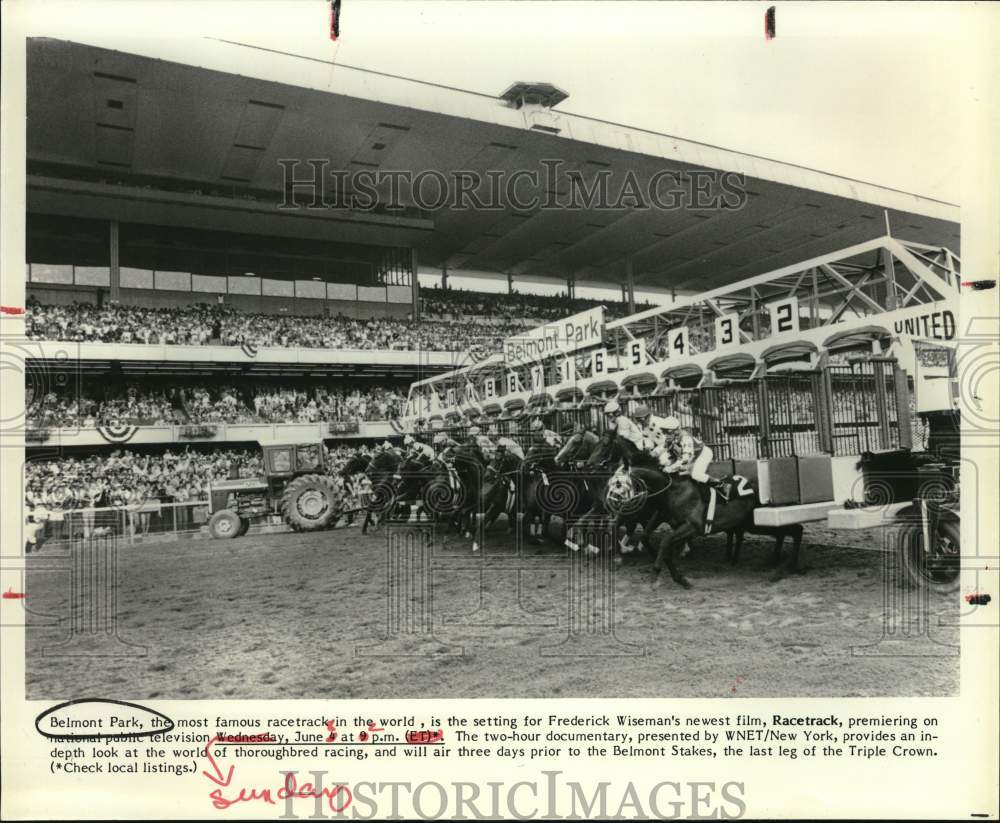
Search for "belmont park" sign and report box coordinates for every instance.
[503,306,605,366]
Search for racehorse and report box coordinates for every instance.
[337,452,373,528]
[560,430,803,580]
[621,467,802,588]
[476,449,523,545]
[363,449,402,530]
[554,427,623,553]
[437,443,489,540]
[519,446,562,544]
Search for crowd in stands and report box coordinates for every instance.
[26,380,408,429]
[23,443,376,545]
[25,300,524,353]
[420,285,654,323]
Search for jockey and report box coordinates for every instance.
[529,416,562,449]
[656,417,727,498]
[495,436,525,462]
[631,404,662,452]
[432,431,459,462]
[403,433,435,467]
[467,426,496,460]
[603,399,648,452]
[606,401,659,470]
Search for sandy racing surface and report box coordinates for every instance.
[25,522,959,700]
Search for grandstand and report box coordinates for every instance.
[18,38,959,542]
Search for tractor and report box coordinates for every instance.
[206,442,341,539]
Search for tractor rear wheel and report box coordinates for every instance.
[208,509,243,540]
[281,474,338,532]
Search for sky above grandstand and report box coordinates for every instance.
[7,1,975,300]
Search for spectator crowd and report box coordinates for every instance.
[25,301,525,353]
[26,380,408,429]
[420,285,655,323]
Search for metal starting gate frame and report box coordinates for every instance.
[404,235,959,462]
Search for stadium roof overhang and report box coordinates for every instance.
[26,38,960,292]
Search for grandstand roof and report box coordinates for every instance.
[27,38,960,292]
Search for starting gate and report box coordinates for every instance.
[760,371,823,457]
[825,357,904,455]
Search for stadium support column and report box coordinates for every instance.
[410,248,420,320]
[441,264,448,290]
[625,257,636,315]
[109,220,120,302]
[507,272,514,294]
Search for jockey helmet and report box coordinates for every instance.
[603,399,621,415]
[381,441,393,450]
[432,433,447,445]
[403,434,414,445]
[530,418,543,431]
[633,404,651,420]
[468,426,481,436]
[660,416,681,431]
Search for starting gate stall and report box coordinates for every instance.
[701,353,761,460]
[500,397,525,440]
[618,371,659,418]
[759,341,822,458]
[586,378,621,434]
[526,392,556,431]
[443,410,465,441]
[481,402,503,440]
[819,326,906,456]
[652,365,703,429]
[553,386,586,433]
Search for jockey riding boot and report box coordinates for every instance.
[705,476,729,502]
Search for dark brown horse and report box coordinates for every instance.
[621,467,802,587]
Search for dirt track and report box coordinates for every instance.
[25,521,959,699]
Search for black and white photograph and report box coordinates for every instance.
[2,1,997,819]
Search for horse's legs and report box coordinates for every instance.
[787,524,805,573]
[769,529,786,567]
[619,518,638,554]
[728,528,745,565]
[654,521,695,589]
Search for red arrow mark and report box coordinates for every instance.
[201,734,234,787]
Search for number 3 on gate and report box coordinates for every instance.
[714,313,740,348]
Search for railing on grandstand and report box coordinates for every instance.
[27,501,211,548]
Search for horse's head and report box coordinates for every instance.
[366,450,399,479]
[340,454,370,478]
[586,428,620,468]
[605,471,635,511]
[555,427,600,466]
